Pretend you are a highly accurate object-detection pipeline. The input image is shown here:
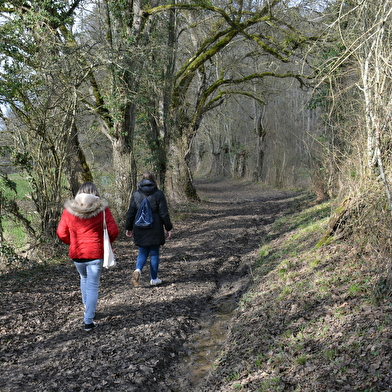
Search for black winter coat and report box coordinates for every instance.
[125,179,173,247]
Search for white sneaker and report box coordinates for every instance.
[150,278,162,286]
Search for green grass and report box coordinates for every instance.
[1,173,32,199]
[3,219,26,248]
[1,174,33,249]
[259,201,330,267]
[208,194,392,390]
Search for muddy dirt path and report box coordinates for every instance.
[0,179,305,392]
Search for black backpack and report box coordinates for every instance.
[134,194,154,229]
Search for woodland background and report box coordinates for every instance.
[1,0,392,288]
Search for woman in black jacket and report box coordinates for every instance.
[125,172,173,287]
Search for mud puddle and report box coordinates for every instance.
[181,298,238,388]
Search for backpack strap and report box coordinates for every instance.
[135,191,148,207]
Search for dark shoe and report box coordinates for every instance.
[84,321,98,331]
[132,269,141,288]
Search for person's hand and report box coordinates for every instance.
[126,230,133,238]
[166,230,172,239]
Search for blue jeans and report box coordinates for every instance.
[136,246,160,280]
[74,259,103,324]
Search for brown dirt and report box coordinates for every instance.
[0,179,310,392]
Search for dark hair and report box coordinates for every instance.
[77,181,100,197]
[142,171,157,184]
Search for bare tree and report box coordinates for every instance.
[0,1,93,241]
[142,0,318,202]
[316,1,392,288]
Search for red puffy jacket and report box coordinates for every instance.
[56,195,119,260]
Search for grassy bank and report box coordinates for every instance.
[204,199,392,391]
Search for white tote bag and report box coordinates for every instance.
[103,210,116,268]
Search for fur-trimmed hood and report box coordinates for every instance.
[64,193,108,219]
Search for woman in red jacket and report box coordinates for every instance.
[57,182,119,331]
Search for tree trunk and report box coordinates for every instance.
[146,7,177,189]
[64,123,93,196]
[165,134,199,204]
[110,100,138,214]
[112,138,137,213]
[254,109,266,181]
